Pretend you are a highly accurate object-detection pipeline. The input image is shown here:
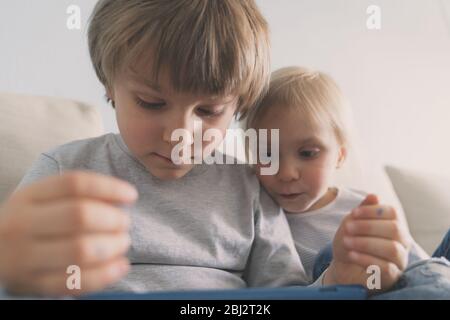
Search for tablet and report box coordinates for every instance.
[82,285,367,300]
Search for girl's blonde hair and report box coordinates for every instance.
[246,66,354,148]
[88,0,271,119]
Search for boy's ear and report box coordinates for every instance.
[336,146,347,169]
[105,87,113,100]
[105,88,116,108]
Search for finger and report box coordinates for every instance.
[343,236,408,271]
[359,194,379,207]
[347,250,402,290]
[351,205,397,220]
[27,200,131,237]
[23,233,131,272]
[345,220,411,247]
[16,171,138,204]
[11,257,130,297]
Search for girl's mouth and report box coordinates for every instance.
[279,193,304,200]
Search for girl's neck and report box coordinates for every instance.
[306,187,338,212]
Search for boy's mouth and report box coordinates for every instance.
[151,152,195,166]
[151,152,176,165]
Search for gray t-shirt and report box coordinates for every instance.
[286,188,366,282]
[16,133,310,292]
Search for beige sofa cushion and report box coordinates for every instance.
[385,165,450,255]
[0,92,104,202]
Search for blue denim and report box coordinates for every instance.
[371,257,450,299]
[432,230,450,259]
[313,229,450,299]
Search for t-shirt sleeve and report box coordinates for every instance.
[242,187,310,287]
[15,153,61,191]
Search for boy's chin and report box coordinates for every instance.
[145,164,194,180]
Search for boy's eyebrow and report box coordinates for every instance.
[128,69,162,92]
[205,96,237,105]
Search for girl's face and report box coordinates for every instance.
[255,106,346,213]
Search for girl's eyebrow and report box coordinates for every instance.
[297,137,322,145]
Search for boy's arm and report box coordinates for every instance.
[243,187,310,287]
[0,153,59,296]
[16,153,61,189]
[0,153,136,296]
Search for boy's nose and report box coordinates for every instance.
[162,116,196,145]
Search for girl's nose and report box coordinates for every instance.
[277,161,301,182]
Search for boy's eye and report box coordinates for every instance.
[298,148,320,159]
[135,98,165,110]
[196,107,225,118]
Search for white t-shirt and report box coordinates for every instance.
[285,187,366,282]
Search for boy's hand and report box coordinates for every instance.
[324,194,412,292]
[0,171,137,297]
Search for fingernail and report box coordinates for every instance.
[123,186,138,200]
[122,215,131,229]
[120,260,130,274]
[348,251,358,260]
[347,222,356,233]
[344,237,353,247]
[123,234,131,249]
[376,207,384,216]
[111,261,129,278]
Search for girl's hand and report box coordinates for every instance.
[325,194,412,292]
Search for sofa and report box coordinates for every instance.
[0,92,448,256]
[0,92,104,203]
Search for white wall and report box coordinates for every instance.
[0,0,117,132]
[259,0,450,178]
[1,0,450,179]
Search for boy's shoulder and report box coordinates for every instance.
[199,152,262,196]
[43,137,264,199]
[208,152,256,176]
[42,133,120,168]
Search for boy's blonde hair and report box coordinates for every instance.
[88,0,270,119]
[246,66,353,148]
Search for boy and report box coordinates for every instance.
[0,1,402,297]
[246,66,450,297]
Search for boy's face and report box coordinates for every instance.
[109,67,238,180]
[255,106,346,213]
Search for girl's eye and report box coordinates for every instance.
[299,149,320,159]
[135,98,165,110]
[196,107,224,118]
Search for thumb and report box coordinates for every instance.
[359,194,379,206]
